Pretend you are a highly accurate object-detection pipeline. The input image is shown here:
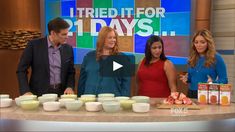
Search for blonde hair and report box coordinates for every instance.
[188,29,216,67]
[96,26,119,60]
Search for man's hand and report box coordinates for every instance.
[64,87,74,94]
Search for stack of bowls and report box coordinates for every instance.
[43,101,60,112]
[65,100,83,111]
[102,101,120,113]
[20,100,39,110]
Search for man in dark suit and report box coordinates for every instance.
[16,17,75,96]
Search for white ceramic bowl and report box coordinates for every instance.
[85,102,102,112]
[15,96,37,106]
[38,96,57,104]
[43,102,60,112]
[80,94,96,98]
[132,103,150,113]
[61,94,77,99]
[65,100,83,111]
[0,98,13,108]
[59,98,75,107]
[115,96,130,101]
[42,94,58,100]
[18,95,37,100]
[20,100,39,110]
[98,93,115,98]
[102,101,120,113]
[0,94,10,99]
[131,96,150,103]
[79,97,96,103]
[97,97,116,103]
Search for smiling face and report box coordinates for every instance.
[194,35,208,55]
[103,30,116,49]
[150,42,162,59]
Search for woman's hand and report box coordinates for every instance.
[64,87,74,94]
[207,75,213,83]
[23,92,33,96]
[179,73,188,84]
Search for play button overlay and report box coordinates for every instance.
[99,54,135,77]
[113,61,123,71]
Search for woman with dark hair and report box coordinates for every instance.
[77,26,131,96]
[136,35,177,98]
[180,29,228,98]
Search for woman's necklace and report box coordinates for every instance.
[195,57,204,73]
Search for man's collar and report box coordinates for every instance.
[47,36,61,48]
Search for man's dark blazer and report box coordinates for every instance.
[16,37,75,96]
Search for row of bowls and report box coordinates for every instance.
[85,101,150,113]
[40,101,150,113]
[15,99,150,113]
[1,93,151,113]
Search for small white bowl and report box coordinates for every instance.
[85,102,102,112]
[102,101,120,113]
[0,94,10,99]
[59,98,75,107]
[79,97,96,103]
[19,95,37,100]
[115,96,130,101]
[38,96,57,104]
[0,98,13,108]
[65,100,83,111]
[42,94,58,100]
[97,97,116,103]
[98,93,115,98]
[132,103,150,113]
[61,94,77,99]
[43,102,60,112]
[80,94,96,98]
[131,96,150,103]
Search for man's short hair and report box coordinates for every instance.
[47,17,70,35]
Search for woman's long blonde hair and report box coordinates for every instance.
[188,29,216,67]
[96,26,119,60]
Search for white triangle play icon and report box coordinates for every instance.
[113,61,123,71]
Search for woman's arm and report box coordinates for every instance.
[77,55,88,96]
[135,58,144,95]
[164,60,177,92]
[214,54,228,83]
